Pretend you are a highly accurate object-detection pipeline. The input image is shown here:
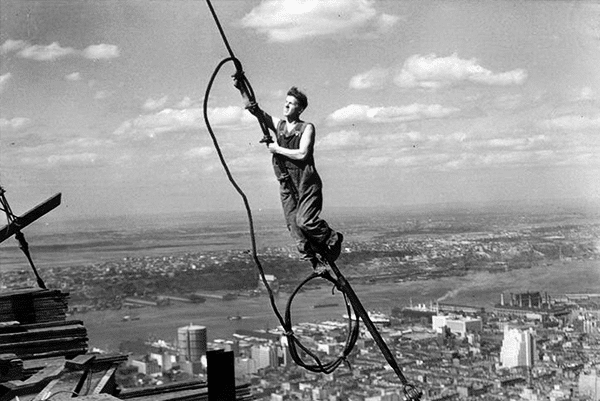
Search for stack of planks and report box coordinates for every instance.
[0,320,88,360]
[0,288,87,361]
[0,288,70,324]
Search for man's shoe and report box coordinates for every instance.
[311,257,328,275]
[327,232,344,262]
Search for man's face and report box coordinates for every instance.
[283,95,302,119]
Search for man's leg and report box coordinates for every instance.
[279,182,317,263]
[295,183,343,261]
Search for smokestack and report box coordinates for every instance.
[500,293,505,306]
[519,294,523,308]
[510,293,514,306]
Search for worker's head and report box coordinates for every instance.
[284,86,308,119]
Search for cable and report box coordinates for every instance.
[202,4,422,397]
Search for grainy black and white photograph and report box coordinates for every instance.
[1,1,599,399]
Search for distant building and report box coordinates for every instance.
[129,356,162,376]
[432,314,482,337]
[500,326,535,369]
[493,291,570,321]
[258,274,279,293]
[579,369,600,401]
[177,324,207,363]
[149,346,176,371]
[251,343,278,370]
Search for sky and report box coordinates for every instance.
[1,0,599,221]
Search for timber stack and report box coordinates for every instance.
[0,288,69,324]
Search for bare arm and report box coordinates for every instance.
[234,75,279,132]
[268,123,314,161]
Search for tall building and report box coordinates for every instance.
[500,326,536,369]
[251,343,278,370]
[177,324,207,362]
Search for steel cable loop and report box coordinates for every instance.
[283,271,360,373]
[202,56,361,374]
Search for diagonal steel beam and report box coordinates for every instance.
[0,193,61,244]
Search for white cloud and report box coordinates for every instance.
[48,153,98,166]
[143,96,169,111]
[175,97,196,109]
[82,44,120,60]
[579,87,594,100]
[538,114,600,130]
[0,73,12,93]
[1,39,119,61]
[65,72,82,81]
[0,39,27,54]
[240,0,400,42]
[349,67,389,89]
[18,42,76,61]
[114,106,252,138]
[185,147,213,159]
[94,90,111,100]
[318,130,362,149]
[395,53,527,89]
[0,117,32,132]
[327,103,459,125]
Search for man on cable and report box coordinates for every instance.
[234,78,343,271]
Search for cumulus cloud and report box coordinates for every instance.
[185,147,213,159]
[0,73,12,93]
[318,130,363,149]
[538,114,600,130]
[315,124,574,172]
[82,44,120,59]
[0,117,32,132]
[114,106,252,138]
[579,87,594,100]
[143,96,169,111]
[327,103,459,125]
[1,39,120,61]
[0,39,27,54]
[349,67,389,89]
[18,42,76,61]
[47,153,98,166]
[175,97,196,109]
[94,90,111,100]
[65,72,82,81]
[240,0,400,42]
[395,53,527,89]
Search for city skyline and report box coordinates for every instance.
[1,0,599,220]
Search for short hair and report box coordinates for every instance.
[287,86,308,111]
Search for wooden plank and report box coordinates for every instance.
[65,354,96,370]
[92,366,117,395]
[31,377,62,401]
[0,336,87,350]
[0,363,63,401]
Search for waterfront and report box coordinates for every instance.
[80,259,599,352]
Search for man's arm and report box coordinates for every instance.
[233,76,279,132]
[268,123,314,161]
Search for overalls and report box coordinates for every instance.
[273,120,338,261]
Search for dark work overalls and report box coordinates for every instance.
[273,120,339,261]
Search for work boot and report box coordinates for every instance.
[311,257,328,275]
[326,232,344,262]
